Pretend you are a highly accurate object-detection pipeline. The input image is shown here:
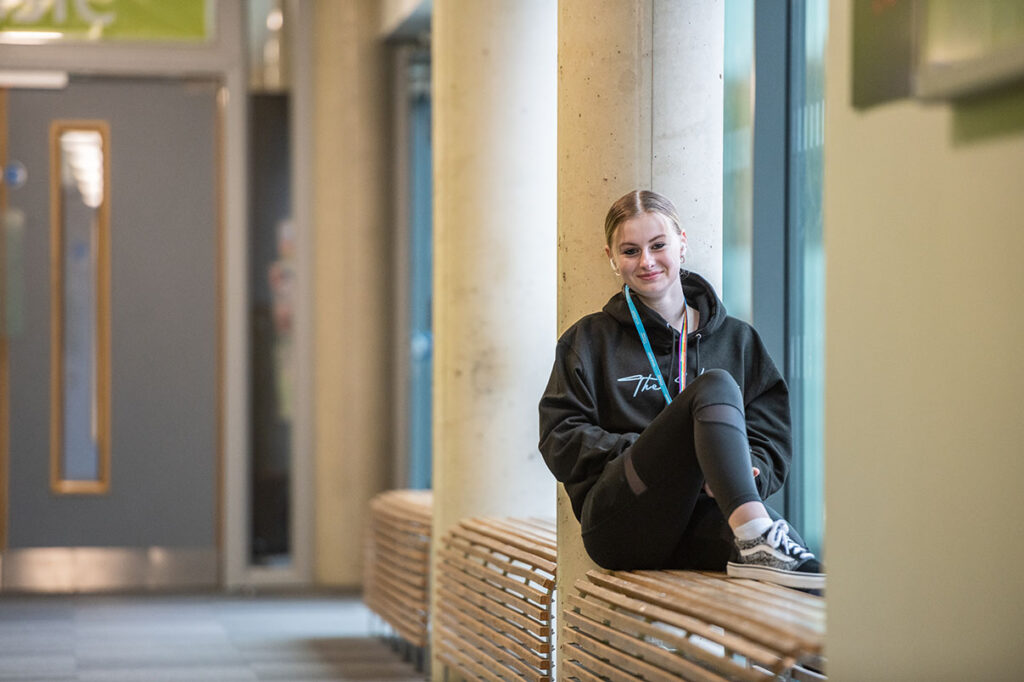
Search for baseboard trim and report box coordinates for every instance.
[0,546,217,592]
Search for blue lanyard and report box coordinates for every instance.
[623,285,687,405]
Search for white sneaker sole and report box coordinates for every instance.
[727,561,826,591]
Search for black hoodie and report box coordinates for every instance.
[538,270,792,522]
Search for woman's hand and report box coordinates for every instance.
[703,467,760,498]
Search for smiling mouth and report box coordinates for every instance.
[638,271,661,280]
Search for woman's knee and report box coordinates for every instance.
[688,368,743,408]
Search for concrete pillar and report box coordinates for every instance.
[312,0,392,585]
[430,0,557,677]
[557,0,724,671]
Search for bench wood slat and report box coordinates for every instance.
[365,595,428,647]
[566,593,775,682]
[437,573,550,637]
[364,592,427,627]
[562,608,732,682]
[437,636,550,682]
[438,599,550,670]
[572,577,785,668]
[438,608,550,676]
[559,659,608,682]
[369,489,432,513]
[373,552,428,592]
[620,572,822,653]
[446,533,556,589]
[562,626,684,682]
[370,527,429,560]
[370,560,428,604]
[437,517,556,681]
[364,587,427,627]
[635,571,825,636]
[449,525,557,575]
[438,559,551,623]
[691,572,825,620]
[363,489,432,649]
[368,499,428,524]
[437,583,548,651]
[457,519,558,567]
[475,517,558,552]
[436,632,518,682]
[438,559,551,624]
[587,571,815,660]
[369,503,430,527]
[439,546,552,605]
[699,570,823,607]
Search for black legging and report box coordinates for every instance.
[580,368,790,570]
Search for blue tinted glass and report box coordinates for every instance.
[723,0,754,323]
[788,0,828,555]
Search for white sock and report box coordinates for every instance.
[733,517,772,541]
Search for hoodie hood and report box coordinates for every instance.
[602,270,726,349]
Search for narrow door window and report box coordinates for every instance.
[50,121,110,494]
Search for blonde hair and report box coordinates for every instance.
[603,190,681,246]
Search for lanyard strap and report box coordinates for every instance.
[623,285,687,405]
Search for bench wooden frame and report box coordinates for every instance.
[562,569,826,681]
[436,517,558,682]
[363,489,433,648]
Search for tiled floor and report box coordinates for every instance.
[0,591,426,681]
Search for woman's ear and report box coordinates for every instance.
[604,246,620,275]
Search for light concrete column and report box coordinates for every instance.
[312,0,392,585]
[557,0,723,672]
[431,0,557,677]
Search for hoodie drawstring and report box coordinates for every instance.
[694,332,703,377]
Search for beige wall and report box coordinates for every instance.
[312,0,393,585]
[825,1,1024,677]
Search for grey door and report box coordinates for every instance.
[2,77,220,590]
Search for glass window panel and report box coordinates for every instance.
[788,0,828,555]
[407,51,432,490]
[723,0,754,323]
[51,122,110,494]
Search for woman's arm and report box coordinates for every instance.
[538,342,639,489]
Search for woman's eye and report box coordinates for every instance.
[622,248,639,256]
[652,242,666,250]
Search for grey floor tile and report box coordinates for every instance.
[0,633,74,656]
[0,592,422,682]
[0,654,75,680]
[76,641,245,667]
[77,665,258,682]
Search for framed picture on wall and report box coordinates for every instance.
[914,0,1024,99]
[853,0,1024,108]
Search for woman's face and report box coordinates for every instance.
[605,212,686,300]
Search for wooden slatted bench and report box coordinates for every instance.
[363,489,434,650]
[436,517,558,681]
[562,569,826,681]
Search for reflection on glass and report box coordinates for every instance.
[723,0,754,323]
[51,123,109,494]
[248,94,293,565]
[789,0,828,555]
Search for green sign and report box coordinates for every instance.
[0,0,211,42]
